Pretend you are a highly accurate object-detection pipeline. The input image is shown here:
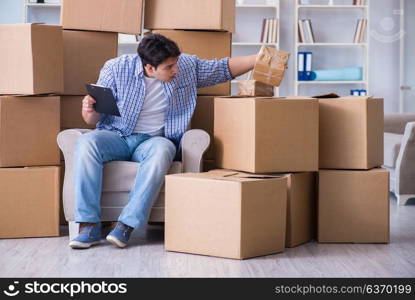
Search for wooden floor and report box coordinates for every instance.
[1,195,415,278]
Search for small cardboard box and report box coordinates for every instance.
[165,170,287,259]
[153,30,231,95]
[145,0,235,32]
[253,46,290,87]
[0,24,63,95]
[318,168,390,243]
[214,97,319,173]
[60,96,95,129]
[63,30,118,95]
[191,96,215,160]
[0,166,60,239]
[61,0,143,34]
[237,80,274,97]
[284,172,316,248]
[0,96,60,167]
[318,96,384,169]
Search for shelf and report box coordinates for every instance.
[297,81,367,85]
[298,5,368,9]
[297,43,367,47]
[232,42,278,46]
[25,3,61,7]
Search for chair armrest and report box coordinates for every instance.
[384,114,415,134]
[181,129,210,173]
[57,129,92,221]
[396,122,415,194]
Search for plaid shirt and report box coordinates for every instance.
[96,54,233,152]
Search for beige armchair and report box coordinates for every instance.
[58,129,210,240]
[383,114,415,205]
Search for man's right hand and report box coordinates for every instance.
[81,95,100,125]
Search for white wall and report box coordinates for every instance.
[0,0,402,113]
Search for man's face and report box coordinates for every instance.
[145,56,179,82]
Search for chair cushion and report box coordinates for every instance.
[384,133,403,168]
[102,161,182,192]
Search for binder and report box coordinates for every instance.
[298,52,305,80]
[305,52,313,80]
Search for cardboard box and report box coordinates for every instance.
[61,0,143,34]
[153,30,231,95]
[0,167,60,238]
[191,96,215,160]
[145,0,235,32]
[214,97,319,173]
[319,96,384,169]
[165,170,287,259]
[237,80,274,97]
[253,46,290,87]
[0,24,63,95]
[61,96,95,129]
[284,172,316,248]
[63,30,118,95]
[318,168,390,243]
[0,96,60,167]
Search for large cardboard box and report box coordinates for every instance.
[145,0,235,32]
[153,30,231,95]
[61,96,95,129]
[63,30,118,95]
[61,0,143,34]
[284,172,316,248]
[0,167,60,238]
[0,96,60,167]
[0,24,63,95]
[191,96,215,160]
[214,97,319,173]
[319,96,384,169]
[318,168,390,243]
[165,170,287,259]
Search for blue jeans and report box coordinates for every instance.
[73,129,176,229]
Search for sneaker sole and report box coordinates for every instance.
[69,240,100,249]
[106,235,127,248]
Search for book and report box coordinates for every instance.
[298,20,305,43]
[263,19,270,43]
[260,18,266,43]
[268,19,273,44]
[354,19,363,43]
[305,19,315,43]
[359,19,367,43]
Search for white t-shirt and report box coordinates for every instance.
[134,76,168,136]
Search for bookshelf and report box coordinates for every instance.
[294,0,370,96]
[232,0,280,96]
[23,0,145,56]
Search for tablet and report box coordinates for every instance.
[86,84,121,117]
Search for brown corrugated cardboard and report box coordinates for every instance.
[61,0,143,34]
[145,0,235,32]
[0,166,60,238]
[318,168,390,243]
[153,30,231,95]
[61,96,95,129]
[165,170,287,259]
[319,96,384,169]
[191,96,215,160]
[284,172,316,248]
[0,24,63,95]
[253,46,290,87]
[0,96,60,167]
[214,97,319,173]
[63,30,118,95]
[237,80,274,97]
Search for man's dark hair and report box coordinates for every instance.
[137,34,181,69]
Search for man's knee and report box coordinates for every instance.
[146,137,177,161]
[75,131,102,156]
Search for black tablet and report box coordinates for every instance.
[86,84,121,117]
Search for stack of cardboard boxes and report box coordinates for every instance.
[144,0,235,170]
[0,24,62,238]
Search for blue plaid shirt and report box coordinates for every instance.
[96,54,233,153]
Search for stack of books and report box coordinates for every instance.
[260,18,278,44]
[354,19,367,43]
[353,0,366,5]
[298,19,315,44]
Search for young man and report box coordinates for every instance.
[69,34,257,249]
